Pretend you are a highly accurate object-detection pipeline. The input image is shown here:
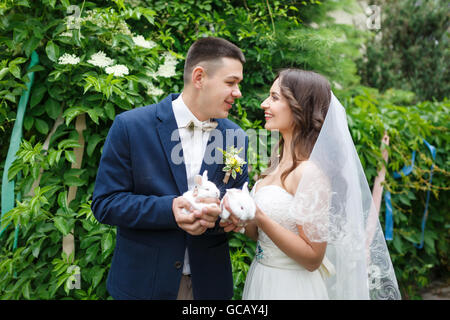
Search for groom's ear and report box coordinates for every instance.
[191,66,207,89]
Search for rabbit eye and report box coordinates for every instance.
[240,206,244,210]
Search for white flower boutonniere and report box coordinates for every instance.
[217,146,246,183]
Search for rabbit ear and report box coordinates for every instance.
[242,182,249,194]
[202,170,209,182]
[194,174,203,186]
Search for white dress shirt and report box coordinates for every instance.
[172,93,214,275]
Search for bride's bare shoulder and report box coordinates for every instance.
[294,160,319,174]
[293,160,327,182]
[286,160,312,193]
[286,161,327,195]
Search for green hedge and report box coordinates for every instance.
[357,0,449,102]
[0,0,448,300]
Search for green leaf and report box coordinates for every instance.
[80,235,101,249]
[48,70,63,82]
[22,281,31,300]
[228,238,242,247]
[104,102,115,120]
[101,232,113,253]
[63,106,87,126]
[31,238,44,258]
[403,233,419,244]
[87,134,103,157]
[4,92,16,103]
[91,267,105,288]
[64,175,85,187]
[7,163,23,181]
[40,184,61,196]
[244,245,255,259]
[57,191,68,211]
[60,0,70,8]
[16,0,30,7]
[35,118,49,135]
[63,169,86,186]
[85,243,100,262]
[0,67,9,80]
[27,65,45,73]
[9,65,21,78]
[45,41,60,62]
[65,150,76,163]
[46,0,57,8]
[9,57,27,66]
[30,85,47,108]
[47,149,57,166]
[54,216,71,235]
[87,108,100,124]
[23,36,41,57]
[58,139,81,150]
[48,149,62,166]
[392,235,404,255]
[45,98,61,119]
[398,194,411,206]
[35,221,53,233]
[424,233,436,254]
[23,116,34,131]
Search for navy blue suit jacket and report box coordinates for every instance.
[91,93,249,299]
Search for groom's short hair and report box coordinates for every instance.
[184,37,245,84]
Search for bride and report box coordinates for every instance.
[221,68,401,300]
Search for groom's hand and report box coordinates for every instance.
[172,196,207,235]
[194,197,221,229]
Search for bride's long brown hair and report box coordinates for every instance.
[261,69,331,190]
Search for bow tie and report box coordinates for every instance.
[185,119,218,132]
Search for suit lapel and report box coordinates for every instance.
[156,95,226,193]
[156,94,188,195]
[199,118,225,186]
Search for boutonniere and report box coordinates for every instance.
[217,146,246,183]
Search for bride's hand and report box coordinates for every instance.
[254,204,267,228]
[219,194,246,233]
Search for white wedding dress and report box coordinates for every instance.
[242,180,330,300]
[242,92,401,300]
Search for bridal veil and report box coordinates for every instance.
[288,92,401,299]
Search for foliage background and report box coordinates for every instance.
[0,0,448,299]
[357,0,449,102]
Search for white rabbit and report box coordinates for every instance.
[220,182,256,222]
[181,170,220,215]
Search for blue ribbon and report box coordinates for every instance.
[384,139,436,248]
[384,191,394,240]
[393,150,416,179]
[0,51,39,245]
[414,140,436,249]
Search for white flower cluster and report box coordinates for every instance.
[147,83,164,96]
[58,53,80,65]
[60,31,73,37]
[86,51,129,77]
[132,35,157,49]
[87,51,114,68]
[81,10,132,36]
[105,64,129,77]
[144,52,178,96]
[146,70,158,80]
[66,15,82,30]
[156,52,178,78]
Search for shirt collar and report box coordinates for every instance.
[172,93,212,128]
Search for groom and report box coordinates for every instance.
[91,37,248,300]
